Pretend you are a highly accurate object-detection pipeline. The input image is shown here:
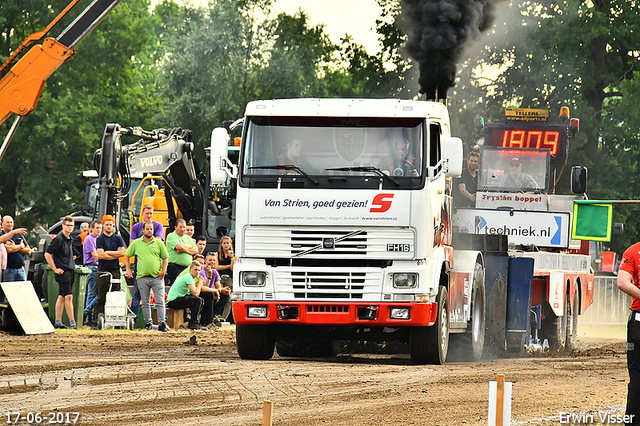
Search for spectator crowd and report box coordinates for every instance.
[0,206,235,333]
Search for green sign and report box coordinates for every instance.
[572,201,613,242]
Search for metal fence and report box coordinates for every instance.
[581,275,632,324]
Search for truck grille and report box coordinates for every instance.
[274,268,383,300]
[243,226,414,259]
[291,230,367,256]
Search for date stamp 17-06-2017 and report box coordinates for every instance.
[5,412,80,424]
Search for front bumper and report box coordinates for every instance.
[233,301,438,326]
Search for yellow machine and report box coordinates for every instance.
[131,176,182,239]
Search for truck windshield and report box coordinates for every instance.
[478,148,549,193]
[242,116,424,180]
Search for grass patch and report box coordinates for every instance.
[578,321,626,339]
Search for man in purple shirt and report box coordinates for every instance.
[129,205,165,321]
[82,220,102,325]
[200,252,230,325]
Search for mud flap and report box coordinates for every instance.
[482,250,509,357]
[506,257,534,353]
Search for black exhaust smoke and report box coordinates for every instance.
[402,0,499,100]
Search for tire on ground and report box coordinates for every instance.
[540,284,568,351]
[410,285,449,365]
[236,324,275,360]
[565,284,580,351]
[448,262,485,362]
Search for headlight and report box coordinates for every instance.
[390,308,410,319]
[393,273,418,289]
[247,306,268,318]
[242,271,267,287]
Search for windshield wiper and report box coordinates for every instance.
[325,166,399,186]
[249,165,318,185]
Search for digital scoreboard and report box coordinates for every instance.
[486,123,568,161]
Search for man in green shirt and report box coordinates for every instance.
[124,221,169,332]
[167,261,208,330]
[166,218,198,285]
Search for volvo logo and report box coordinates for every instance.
[322,237,335,249]
[139,155,163,168]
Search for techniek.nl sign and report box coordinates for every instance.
[452,208,570,248]
[249,190,411,225]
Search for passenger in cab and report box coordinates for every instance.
[454,151,479,207]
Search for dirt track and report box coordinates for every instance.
[0,323,630,426]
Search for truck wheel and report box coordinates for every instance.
[236,324,275,360]
[540,287,568,351]
[448,262,485,361]
[565,285,580,351]
[410,285,449,365]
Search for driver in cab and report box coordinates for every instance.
[500,157,538,191]
[270,138,317,174]
[378,138,418,177]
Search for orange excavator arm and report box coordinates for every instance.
[0,0,123,162]
[0,38,75,125]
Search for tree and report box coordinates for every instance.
[159,0,410,163]
[256,10,334,99]
[318,0,417,99]
[0,0,164,235]
[157,0,277,162]
[158,0,418,165]
[448,0,640,249]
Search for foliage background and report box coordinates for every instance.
[1,0,639,254]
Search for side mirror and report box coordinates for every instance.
[570,166,587,194]
[613,222,624,236]
[210,127,237,184]
[442,137,463,177]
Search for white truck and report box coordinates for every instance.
[209,99,593,364]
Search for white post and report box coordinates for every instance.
[488,374,512,425]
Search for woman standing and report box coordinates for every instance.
[215,236,236,284]
[215,236,236,321]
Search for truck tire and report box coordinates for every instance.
[540,286,568,351]
[275,337,337,358]
[410,285,449,365]
[448,262,485,361]
[236,324,275,360]
[565,285,580,351]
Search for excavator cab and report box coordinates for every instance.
[130,176,181,239]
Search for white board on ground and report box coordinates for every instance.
[1,281,54,334]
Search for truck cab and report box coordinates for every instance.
[211,98,499,364]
